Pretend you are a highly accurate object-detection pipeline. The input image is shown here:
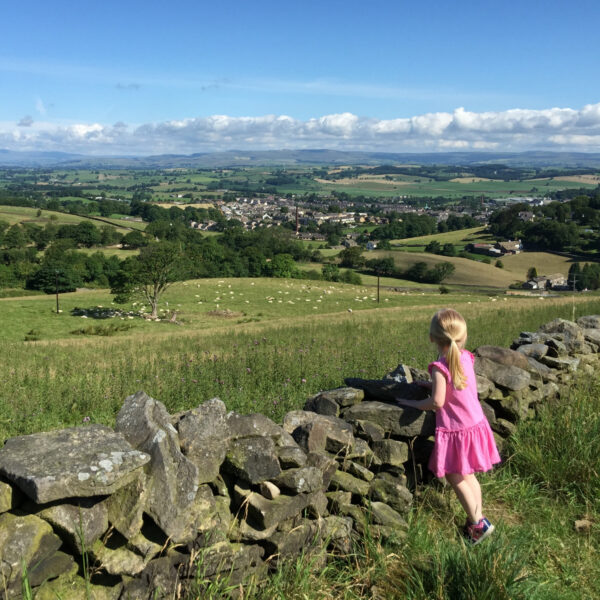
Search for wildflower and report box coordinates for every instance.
[82,416,91,423]
[301,378,307,383]
[246,367,252,374]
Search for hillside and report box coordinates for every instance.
[370,250,520,287]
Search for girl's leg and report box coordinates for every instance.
[464,473,483,522]
[445,473,482,524]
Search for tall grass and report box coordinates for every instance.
[506,376,600,508]
[1,298,599,441]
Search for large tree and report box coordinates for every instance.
[111,241,185,318]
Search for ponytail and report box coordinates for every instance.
[446,338,467,390]
[430,308,468,390]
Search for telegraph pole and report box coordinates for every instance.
[55,270,60,314]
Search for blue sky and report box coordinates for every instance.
[1,0,599,154]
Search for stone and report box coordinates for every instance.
[115,391,201,544]
[260,481,281,500]
[313,387,364,408]
[321,515,353,553]
[384,364,414,383]
[292,419,354,456]
[0,513,64,591]
[354,419,385,442]
[0,480,20,514]
[127,531,163,562]
[105,470,147,539]
[120,553,186,600]
[343,460,375,482]
[516,343,549,360]
[326,490,353,512]
[284,411,354,454]
[476,375,494,400]
[526,357,558,381]
[474,357,531,391]
[307,490,329,518]
[306,452,338,488]
[344,378,427,404]
[538,318,581,337]
[329,470,370,497]
[239,486,325,530]
[376,470,408,487]
[342,401,436,437]
[582,328,600,345]
[263,520,320,560]
[277,445,307,469]
[347,438,379,469]
[474,345,531,370]
[577,315,600,329]
[177,397,228,483]
[91,539,146,577]
[371,439,408,467]
[488,393,531,422]
[0,425,149,504]
[546,338,568,357]
[35,574,121,600]
[226,412,296,447]
[224,436,281,484]
[304,394,339,417]
[192,541,264,579]
[37,497,108,554]
[540,356,580,372]
[369,477,413,514]
[480,401,496,425]
[273,467,323,494]
[491,418,517,437]
[368,501,408,529]
[29,551,76,588]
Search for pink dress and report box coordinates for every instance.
[427,349,501,478]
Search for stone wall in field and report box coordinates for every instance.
[0,315,598,599]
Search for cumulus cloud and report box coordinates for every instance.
[17,115,34,127]
[1,103,600,155]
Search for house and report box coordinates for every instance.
[495,240,522,255]
[366,241,378,250]
[341,239,358,248]
[518,211,535,222]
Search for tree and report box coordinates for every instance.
[495,259,504,268]
[121,230,148,250]
[267,254,299,278]
[111,242,185,318]
[527,266,538,280]
[339,246,365,269]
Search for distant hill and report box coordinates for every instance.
[2,148,600,169]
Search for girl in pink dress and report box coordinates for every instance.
[397,308,501,544]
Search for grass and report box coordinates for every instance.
[367,250,521,287]
[0,284,598,441]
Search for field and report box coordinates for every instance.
[1,278,599,599]
[0,206,142,233]
[313,174,599,198]
[393,225,493,251]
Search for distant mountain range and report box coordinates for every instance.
[2,148,600,169]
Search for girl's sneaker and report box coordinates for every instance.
[465,517,494,545]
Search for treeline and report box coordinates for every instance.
[488,192,600,251]
[372,212,477,240]
[568,262,600,290]
[336,247,455,285]
[0,219,322,293]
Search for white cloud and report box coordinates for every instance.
[2,103,600,155]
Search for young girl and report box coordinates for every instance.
[398,308,501,545]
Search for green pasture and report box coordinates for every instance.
[0,289,598,443]
[313,175,598,199]
[0,206,136,234]
[393,226,492,250]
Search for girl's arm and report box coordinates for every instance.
[397,368,447,411]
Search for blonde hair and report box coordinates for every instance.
[429,308,468,390]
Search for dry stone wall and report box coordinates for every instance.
[0,316,598,599]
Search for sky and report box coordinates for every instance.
[1,0,599,155]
